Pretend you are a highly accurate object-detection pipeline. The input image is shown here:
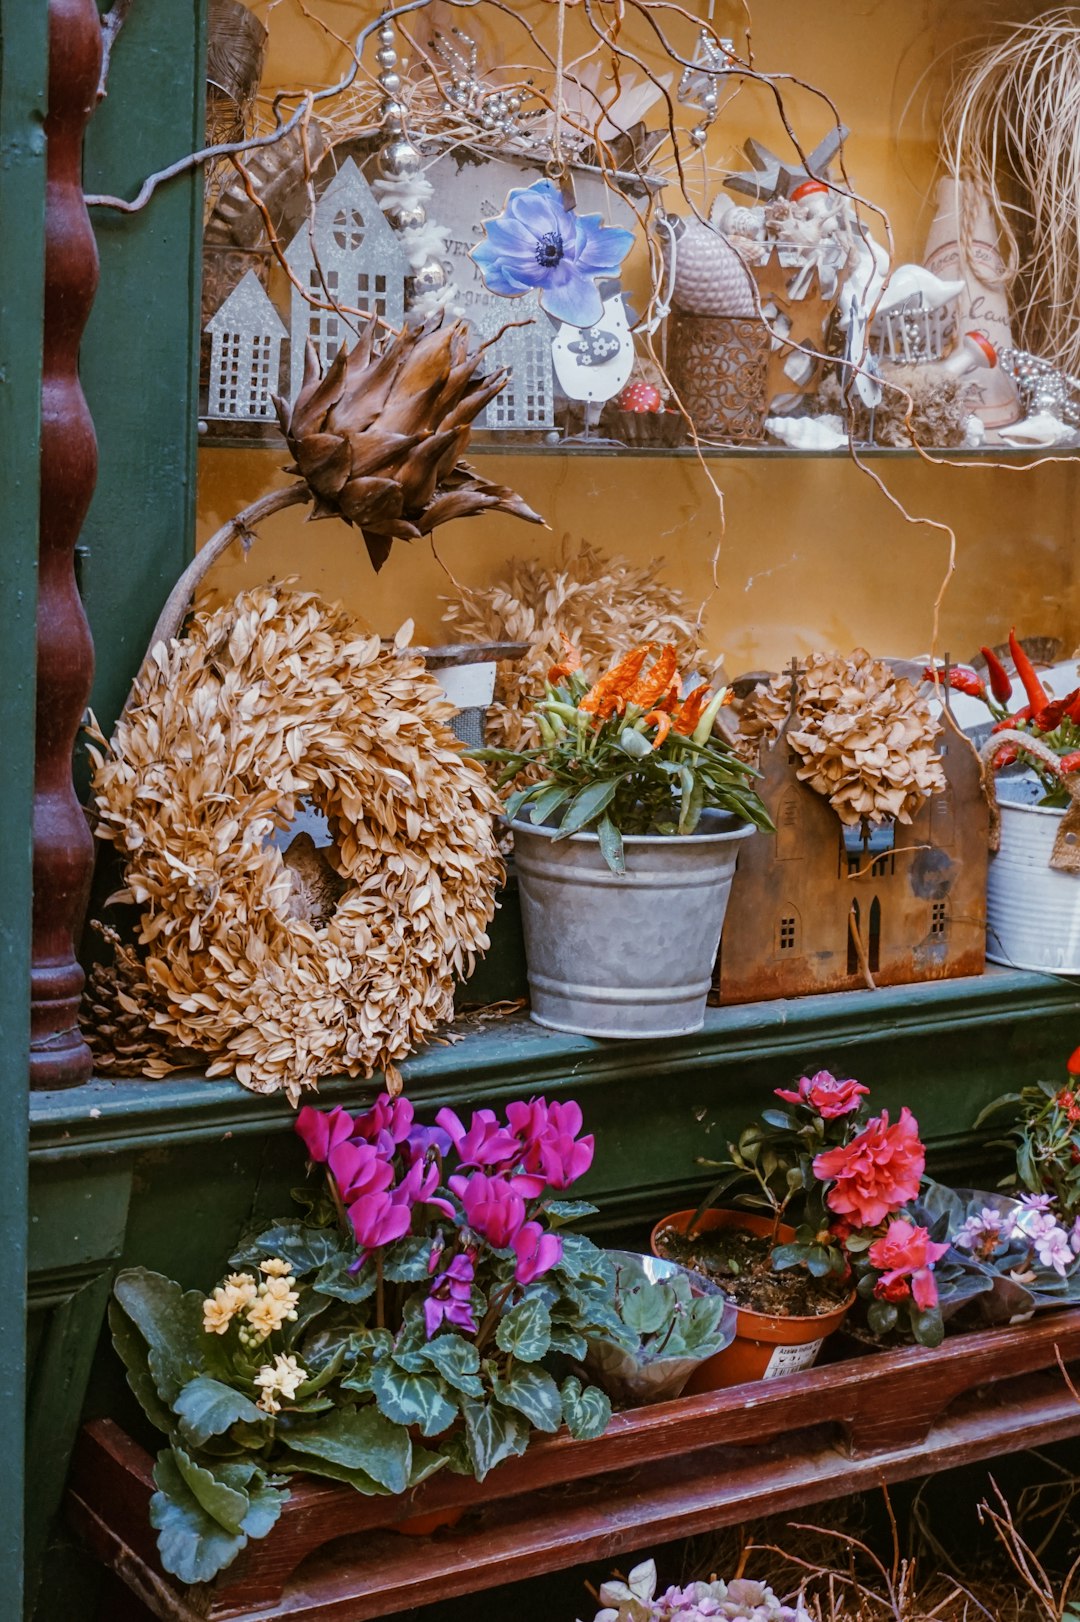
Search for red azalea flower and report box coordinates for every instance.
[1068,1047,1080,1078]
[868,1217,949,1310]
[813,1107,926,1228]
[873,1275,912,1304]
[775,1070,870,1119]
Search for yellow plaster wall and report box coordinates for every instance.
[198,0,1079,669]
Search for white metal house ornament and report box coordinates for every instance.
[283,157,408,399]
[474,290,555,430]
[204,269,287,421]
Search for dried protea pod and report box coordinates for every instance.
[275,315,545,570]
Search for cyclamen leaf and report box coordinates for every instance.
[559,1376,612,1441]
[557,1233,615,1286]
[272,1446,388,1495]
[495,1295,552,1362]
[543,1200,599,1225]
[409,1445,449,1488]
[460,1398,529,1481]
[371,1363,457,1438]
[229,1221,345,1276]
[547,1326,589,1360]
[174,1376,265,1449]
[408,1335,485,1398]
[281,1405,411,1494]
[382,1237,436,1283]
[313,1254,376,1304]
[491,1365,562,1434]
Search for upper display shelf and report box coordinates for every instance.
[196,1,1080,463]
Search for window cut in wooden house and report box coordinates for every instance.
[868,896,882,972]
[778,909,799,952]
[204,270,287,421]
[931,899,948,936]
[284,158,407,399]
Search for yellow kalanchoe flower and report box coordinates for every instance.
[259,1258,292,1277]
[254,1352,307,1415]
[223,1272,258,1305]
[259,1275,299,1305]
[243,1290,299,1344]
[202,1276,259,1335]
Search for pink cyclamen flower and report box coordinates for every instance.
[295,1104,355,1165]
[328,1139,395,1204]
[436,1106,522,1175]
[352,1093,415,1152]
[347,1191,412,1260]
[510,1097,594,1192]
[774,1070,870,1119]
[423,1252,477,1338]
[512,1221,563,1285]
[449,1170,526,1248]
[392,1157,454,1219]
[814,1107,926,1228]
[867,1217,949,1310]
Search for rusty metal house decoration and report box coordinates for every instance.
[717,707,989,1004]
[204,269,288,421]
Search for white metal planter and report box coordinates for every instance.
[509,811,753,1038]
[986,796,1080,973]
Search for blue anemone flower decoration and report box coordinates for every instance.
[470,178,635,328]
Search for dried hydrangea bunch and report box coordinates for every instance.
[737,649,945,825]
[581,1559,810,1622]
[442,540,716,751]
[87,586,502,1100]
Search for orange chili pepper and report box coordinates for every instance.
[642,710,672,748]
[672,682,713,736]
[627,644,679,712]
[579,643,653,719]
[547,633,582,684]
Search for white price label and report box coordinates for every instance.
[761,1339,823,1380]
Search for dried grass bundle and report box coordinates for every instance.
[737,651,945,826]
[441,540,717,751]
[941,11,1080,374]
[87,586,502,1101]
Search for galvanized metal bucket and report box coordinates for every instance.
[509,811,753,1038]
[987,797,1080,974]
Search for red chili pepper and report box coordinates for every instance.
[980,646,1014,705]
[1009,628,1049,713]
[1068,691,1080,726]
[1060,750,1080,775]
[1034,698,1068,732]
[990,706,1030,733]
[990,742,1019,768]
[924,663,986,699]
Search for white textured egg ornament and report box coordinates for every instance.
[551,290,635,403]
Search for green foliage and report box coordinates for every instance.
[598,1256,731,1365]
[976,1076,1080,1221]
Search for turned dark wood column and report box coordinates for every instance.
[30,0,102,1089]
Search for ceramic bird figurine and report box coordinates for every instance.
[282,831,348,927]
[551,290,635,403]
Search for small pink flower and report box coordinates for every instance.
[392,1157,454,1219]
[295,1105,355,1165]
[509,1096,594,1192]
[328,1139,394,1204]
[449,1170,526,1248]
[512,1221,563,1284]
[868,1217,948,1310]
[423,1252,477,1338]
[814,1107,926,1228]
[436,1106,522,1174]
[347,1191,412,1258]
[352,1094,414,1151]
[775,1070,870,1119]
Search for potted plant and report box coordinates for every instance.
[933,633,1080,972]
[581,1252,736,1405]
[475,639,773,1038]
[578,1556,811,1622]
[651,1069,943,1384]
[974,1048,1080,1222]
[107,1091,617,1583]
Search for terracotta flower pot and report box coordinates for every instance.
[393,1505,465,1538]
[651,1208,854,1391]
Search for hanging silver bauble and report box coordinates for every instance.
[410,259,449,296]
[388,202,428,231]
[377,138,422,179]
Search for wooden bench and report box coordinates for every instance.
[67,1311,1080,1621]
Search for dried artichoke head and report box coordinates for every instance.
[274,314,545,571]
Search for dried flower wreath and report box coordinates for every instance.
[87,586,502,1100]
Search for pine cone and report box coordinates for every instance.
[275,315,545,571]
[82,924,196,1078]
